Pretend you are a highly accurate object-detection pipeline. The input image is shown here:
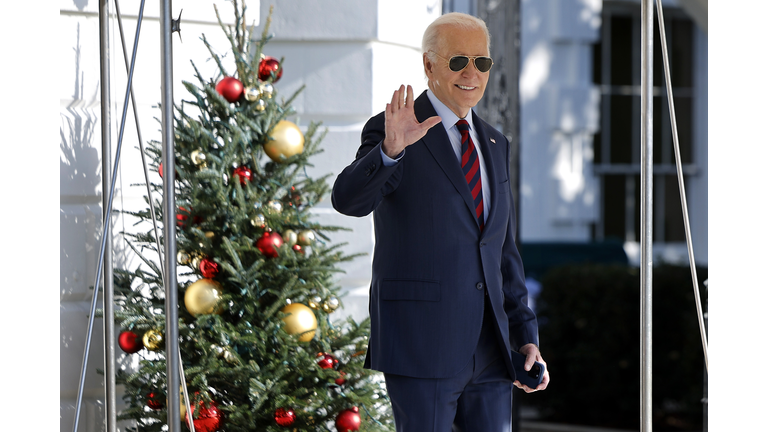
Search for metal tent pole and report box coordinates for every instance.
[160,0,181,430]
[73,0,147,429]
[99,0,117,429]
[654,0,708,372]
[72,1,113,430]
[99,0,117,432]
[639,1,654,432]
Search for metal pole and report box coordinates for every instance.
[72,0,148,429]
[702,280,708,432]
[114,3,194,428]
[640,1,654,432]
[99,0,118,429]
[160,0,180,431]
[73,1,113,430]
[654,0,708,372]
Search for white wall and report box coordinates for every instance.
[59,0,438,430]
[519,0,602,242]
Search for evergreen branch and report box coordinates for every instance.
[243,5,258,60]
[250,6,274,74]
[201,34,228,78]
[221,236,247,276]
[125,240,163,279]
[280,84,305,117]
[233,0,243,52]
[214,3,246,80]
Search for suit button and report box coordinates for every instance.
[480,242,487,247]
[476,282,484,290]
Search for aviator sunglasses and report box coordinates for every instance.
[430,51,494,73]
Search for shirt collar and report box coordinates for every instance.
[426,89,476,133]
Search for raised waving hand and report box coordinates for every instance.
[381,85,442,158]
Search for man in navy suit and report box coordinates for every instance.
[332,12,549,431]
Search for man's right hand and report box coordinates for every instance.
[382,84,442,158]
[514,343,550,393]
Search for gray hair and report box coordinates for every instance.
[422,12,491,60]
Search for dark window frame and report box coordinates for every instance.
[592,2,697,243]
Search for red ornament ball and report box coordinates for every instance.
[233,166,252,185]
[317,353,339,370]
[158,163,179,180]
[292,244,304,255]
[256,231,284,258]
[258,56,283,82]
[335,371,347,385]
[186,400,222,432]
[283,186,302,208]
[274,407,296,427]
[335,407,361,432]
[118,330,143,353]
[146,392,164,410]
[177,207,190,227]
[215,76,244,103]
[199,257,220,279]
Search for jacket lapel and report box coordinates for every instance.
[414,93,478,225]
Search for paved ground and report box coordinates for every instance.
[520,421,702,432]
[520,421,638,432]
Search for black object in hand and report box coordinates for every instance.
[511,350,545,389]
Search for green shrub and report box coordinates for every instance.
[522,264,707,431]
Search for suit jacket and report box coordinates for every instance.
[332,91,538,379]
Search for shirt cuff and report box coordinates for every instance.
[380,146,404,166]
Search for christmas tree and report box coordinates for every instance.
[112,3,393,431]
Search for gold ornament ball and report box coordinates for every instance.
[222,348,239,364]
[190,149,207,167]
[250,213,266,228]
[177,251,191,265]
[308,295,323,309]
[143,329,164,351]
[244,86,261,102]
[282,229,298,247]
[264,120,304,163]
[297,230,315,246]
[210,344,224,356]
[280,303,317,342]
[266,200,283,215]
[259,83,274,99]
[184,279,224,317]
[254,99,267,112]
[322,296,340,312]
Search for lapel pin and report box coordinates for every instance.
[490,138,496,143]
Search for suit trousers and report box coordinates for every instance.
[384,294,514,432]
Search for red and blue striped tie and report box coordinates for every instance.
[456,119,484,231]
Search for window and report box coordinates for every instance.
[592,3,697,243]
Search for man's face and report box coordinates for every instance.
[424,25,490,119]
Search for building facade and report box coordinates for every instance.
[515,0,707,267]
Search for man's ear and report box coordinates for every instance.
[423,53,433,77]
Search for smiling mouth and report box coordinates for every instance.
[456,84,476,91]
